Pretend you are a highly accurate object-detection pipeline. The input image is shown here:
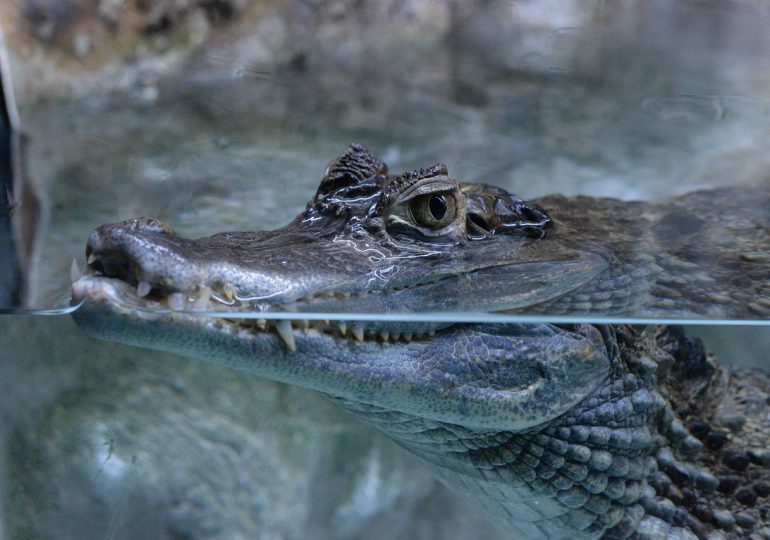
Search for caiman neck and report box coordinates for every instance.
[533,186,770,319]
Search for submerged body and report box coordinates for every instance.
[72,145,770,538]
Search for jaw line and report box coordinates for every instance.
[71,275,610,431]
[70,275,449,355]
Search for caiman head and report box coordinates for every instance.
[72,144,614,431]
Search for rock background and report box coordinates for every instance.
[1,0,452,101]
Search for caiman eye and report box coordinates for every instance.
[409,192,457,228]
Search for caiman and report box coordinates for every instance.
[71,144,770,539]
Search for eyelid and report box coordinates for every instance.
[394,178,459,204]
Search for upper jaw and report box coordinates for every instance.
[83,217,372,312]
[82,215,606,317]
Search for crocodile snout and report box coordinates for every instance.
[81,217,328,311]
[85,217,193,294]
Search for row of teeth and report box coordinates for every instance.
[72,259,216,308]
[224,318,434,351]
[72,259,434,352]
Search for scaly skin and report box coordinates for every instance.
[72,145,770,538]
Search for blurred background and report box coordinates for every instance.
[0,1,768,538]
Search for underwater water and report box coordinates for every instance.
[1,1,769,539]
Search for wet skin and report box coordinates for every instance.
[72,145,770,539]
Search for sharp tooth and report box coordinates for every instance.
[380,331,389,341]
[403,333,413,342]
[169,292,185,310]
[337,322,347,336]
[275,320,296,352]
[223,283,235,302]
[87,254,97,265]
[391,332,400,341]
[70,259,82,284]
[352,325,364,342]
[257,319,267,330]
[428,330,435,336]
[137,281,152,298]
[297,319,310,330]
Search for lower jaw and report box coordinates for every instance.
[71,275,449,352]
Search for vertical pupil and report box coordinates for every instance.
[429,194,447,220]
